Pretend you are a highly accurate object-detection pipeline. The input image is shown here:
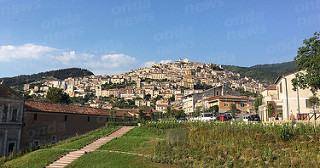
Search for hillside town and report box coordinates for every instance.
[23,59,265,116]
[1,0,320,167]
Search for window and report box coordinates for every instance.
[8,142,16,153]
[240,103,245,107]
[34,114,37,120]
[2,104,7,122]
[279,83,283,93]
[224,103,228,106]
[11,109,18,121]
[52,135,57,144]
[33,140,40,146]
[0,107,2,122]
[306,99,312,108]
[64,115,67,122]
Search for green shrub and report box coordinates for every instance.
[277,124,293,141]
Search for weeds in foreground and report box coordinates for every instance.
[146,121,320,167]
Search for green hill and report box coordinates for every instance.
[0,68,94,87]
[222,61,297,84]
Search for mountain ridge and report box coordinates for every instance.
[2,61,296,88]
[222,61,296,84]
[0,68,94,87]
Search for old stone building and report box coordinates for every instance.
[21,100,133,149]
[0,84,24,156]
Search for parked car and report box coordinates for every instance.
[194,113,216,121]
[177,118,188,121]
[226,114,233,120]
[219,115,229,121]
[222,112,233,120]
[248,115,261,121]
[243,115,250,122]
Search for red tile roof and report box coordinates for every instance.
[264,85,276,91]
[25,100,134,117]
[208,95,247,101]
[25,100,110,116]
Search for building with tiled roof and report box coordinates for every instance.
[259,70,320,122]
[21,100,133,149]
[208,95,249,113]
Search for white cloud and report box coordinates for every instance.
[54,51,94,65]
[101,53,136,68]
[0,43,56,62]
[0,43,140,75]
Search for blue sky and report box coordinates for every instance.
[0,0,319,78]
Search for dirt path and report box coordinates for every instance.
[46,126,135,168]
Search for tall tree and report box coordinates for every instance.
[138,109,145,121]
[209,105,219,116]
[292,32,320,128]
[133,114,137,121]
[267,103,275,117]
[173,109,186,119]
[166,106,172,118]
[150,111,155,120]
[110,110,116,122]
[254,95,263,114]
[46,87,70,104]
[230,103,237,117]
[292,32,320,94]
[308,96,320,129]
[122,112,127,121]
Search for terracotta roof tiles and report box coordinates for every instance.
[25,100,134,117]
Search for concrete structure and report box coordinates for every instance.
[259,70,320,121]
[274,70,320,120]
[183,86,223,116]
[0,84,24,156]
[208,95,249,113]
[258,85,283,121]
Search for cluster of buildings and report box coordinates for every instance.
[1,65,320,156]
[0,84,144,156]
[24,59,265,115]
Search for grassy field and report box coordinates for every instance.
[65,151,176,168]
[66,126,177,168]
[98,126,165,155]
[1,126,120,168]
[146,121,320,167]
[3,121,320,168]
